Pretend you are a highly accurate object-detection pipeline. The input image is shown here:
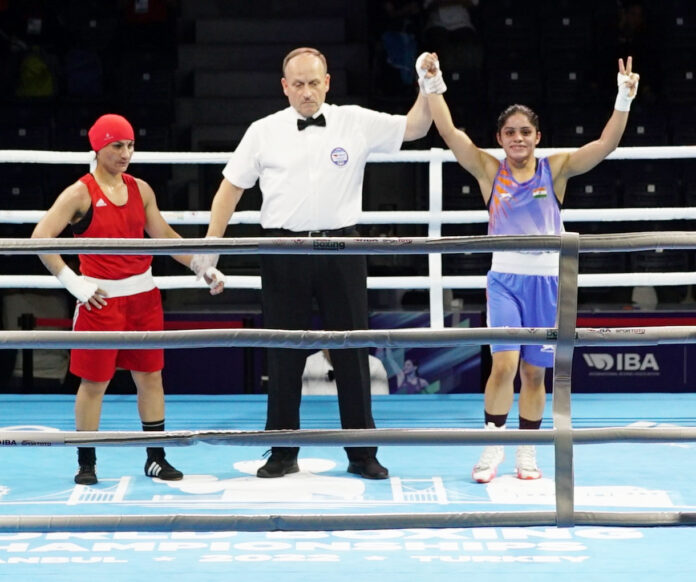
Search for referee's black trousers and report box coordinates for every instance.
[260,248,377,463]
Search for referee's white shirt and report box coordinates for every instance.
[222,103,407,231]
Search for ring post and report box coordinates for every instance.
[428,148,445,329]
[553,231,580,526]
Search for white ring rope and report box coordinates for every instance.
[3,145,696,164]
[2,272,696,291]
[2,207,694,225]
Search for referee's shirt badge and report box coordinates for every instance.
[330,147,349,167]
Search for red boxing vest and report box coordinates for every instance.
[75,173,152,279]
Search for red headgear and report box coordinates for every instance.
[88,114,134,152]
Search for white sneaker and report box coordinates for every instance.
[472,423,505,483]
[516,445,542,480]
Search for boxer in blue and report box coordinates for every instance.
[417,53,639,482]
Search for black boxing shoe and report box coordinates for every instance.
[74,464,97,485]
[145,457,183,480]
[257,449,299,478]
[347,457,389,480]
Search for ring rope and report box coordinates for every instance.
[3,325,696,350]
[3,272,696,291]
[9,511,696,534]
[4,426,696,448]
[0,234,564,254]
[1,233,695,292]
[3,145,696,165]
[3,231,696,255]
[5,231,696,256]
[3,207,696,225]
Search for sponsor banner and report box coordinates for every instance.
[573,311,693,393]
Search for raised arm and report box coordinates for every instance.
[377,347,405,387]
[403,91,433,142]
[549,57,639,197]
[417,52,499,198]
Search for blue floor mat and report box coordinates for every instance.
[0,393,695,581]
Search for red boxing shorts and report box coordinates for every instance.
[70,287,164,382]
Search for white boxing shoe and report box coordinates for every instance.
[472,423,505,483]
[515,445,542,480]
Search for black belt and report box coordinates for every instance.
[264,226,359,237]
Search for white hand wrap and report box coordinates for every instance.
[204,266,225,290]
[615,72,638,111]
[422,70,447,94]
[57,266,98,303]
[415,52,447,95]
[415,52,430,84]
[190,253,219,279]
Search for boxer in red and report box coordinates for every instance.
[32,114,224,485]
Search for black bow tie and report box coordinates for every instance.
[297,114,326,131]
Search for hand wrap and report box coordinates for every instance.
[615,72,638,111]
[57,266,98,303]
[415,52,447,95]
[190,253,219,279]
[203,266,225,291]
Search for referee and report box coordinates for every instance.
[193,47,432,479]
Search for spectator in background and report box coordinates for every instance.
[378,347,430,393]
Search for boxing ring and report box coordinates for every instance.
[2,146,696,538]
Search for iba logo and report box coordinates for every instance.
[582,352,659,372]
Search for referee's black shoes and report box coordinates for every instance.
[257,449,300,478]
[75,464,98,485]
[347,457,389,480]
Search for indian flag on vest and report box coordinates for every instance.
[532,187,547,198]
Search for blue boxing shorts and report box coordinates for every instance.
[486,270,558,368]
